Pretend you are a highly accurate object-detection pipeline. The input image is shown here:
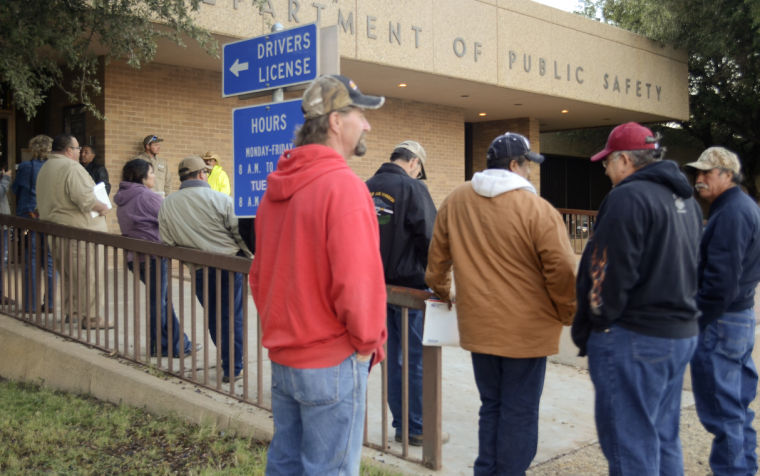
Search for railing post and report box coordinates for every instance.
[421,344,442,469]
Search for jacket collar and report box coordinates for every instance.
[179,179,210,190]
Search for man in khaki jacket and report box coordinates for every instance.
[137,134,172,196]
[36,134,110,329]
[426,132,576,475]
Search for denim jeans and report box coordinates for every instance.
[587,325,697,476]
[194,267,243,377]
[267,355,370,476]
[386,304,424,437]
[22,231,55,311]
[691,308,758,476]
[471,352,547,476]
[129,258,190,356]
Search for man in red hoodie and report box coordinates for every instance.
[250,75,387,475]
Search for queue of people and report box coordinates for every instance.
[2,73,758,476]
[3,132,235,357]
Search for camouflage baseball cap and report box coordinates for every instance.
[301,75,385,119]
[143,134,163,147]
[394,140,427,179]
[685,146,741,174]
[394,140,426,163]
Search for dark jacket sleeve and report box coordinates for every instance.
[697,207,750,327]
[570,191,647,355]
[571,245,593,356]
[587,191,647,323]
[94,165,111,195]
[406,183,437,270]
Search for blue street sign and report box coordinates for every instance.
[233,99,304,217]
[223,23,318,97]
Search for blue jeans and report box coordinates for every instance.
[22,231,55,311]
[129,258,190,356]
[587,325,697,476]
[267,355,370,476]
[194,267,243,377]
[691,308,758,476]
[386,304,424,437]
[471,352,546,476]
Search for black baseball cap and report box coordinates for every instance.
[487,132,544,169]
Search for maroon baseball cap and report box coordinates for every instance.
[591,122,657,162]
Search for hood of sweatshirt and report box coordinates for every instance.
[619,160,694,198]
[113,181,150,207]
[470,168,537,198]
[265,144,349,202]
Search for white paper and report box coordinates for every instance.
[90,182,112,218]
[422,299,460,346]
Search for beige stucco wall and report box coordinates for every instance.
[190,0,688,120]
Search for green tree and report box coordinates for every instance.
[583,0,760,200]
[0,0,217,120]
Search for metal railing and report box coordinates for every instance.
[0,214,444,469]
[557,208,598,254]
[371,285,443,469]
[0,214,255,398]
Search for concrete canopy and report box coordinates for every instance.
[149,0,688,131]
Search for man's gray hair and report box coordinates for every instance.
[621,147,666,169]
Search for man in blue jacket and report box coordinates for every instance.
[685,147,760,476]
[366,140,436,446]
[572,122,703,475]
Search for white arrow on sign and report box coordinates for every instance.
[229,58,249,78]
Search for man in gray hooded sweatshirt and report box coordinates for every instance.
[426,132,576,476]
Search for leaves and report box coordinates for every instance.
[584,0,760,198]
[0,0,216,120]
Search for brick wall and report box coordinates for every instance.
[98,62,466,231]
[347,96,465,207]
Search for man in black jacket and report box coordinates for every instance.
[80,145,111,195]
[686,147,760,476]
[366,140,436,446]
[572,122,702,475]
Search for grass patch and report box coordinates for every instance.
[0,378,404,475]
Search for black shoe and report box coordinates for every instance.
[152,343,202,358]
[394,432,450,446]
[222,372,242,383]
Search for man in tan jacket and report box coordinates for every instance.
[137,134,172,196]
[37,134,111,329]
[426,132,576,475]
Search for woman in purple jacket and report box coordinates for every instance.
[114,159,194,357]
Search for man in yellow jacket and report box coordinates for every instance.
[426,132,576,476]
[201,151,231,196]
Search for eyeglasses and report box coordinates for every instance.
[69,146,82,151]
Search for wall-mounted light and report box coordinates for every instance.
[478,112,487,117]
[397,82,408,88]
[561,109,569,114]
